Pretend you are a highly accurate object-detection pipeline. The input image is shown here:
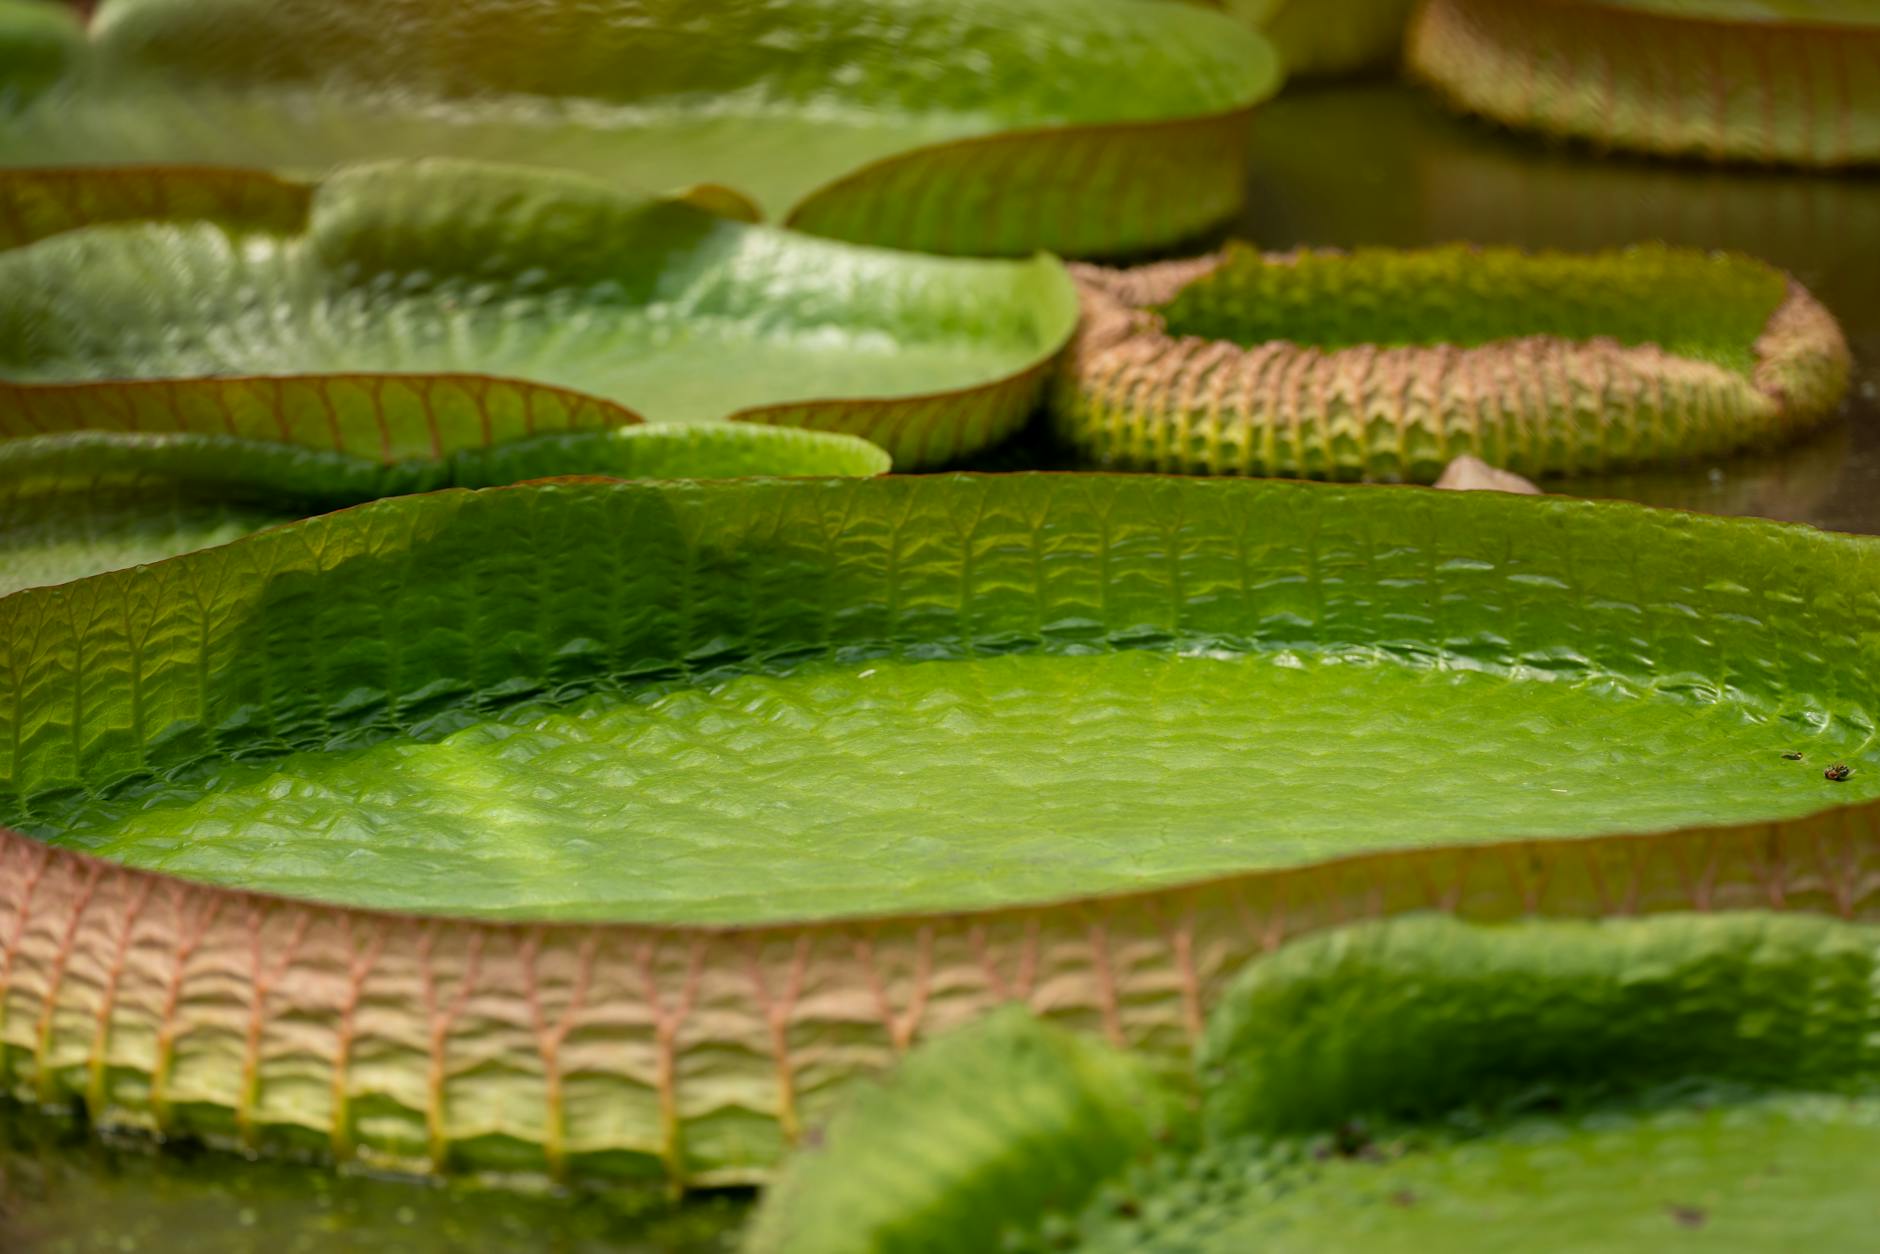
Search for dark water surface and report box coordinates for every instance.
[0,1109,747,1253]
[5,78,1877,1252]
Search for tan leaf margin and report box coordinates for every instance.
[0,374,643,464]
[0,111,1258,263]
[1055,250,1850,481]
[1409,0,1880,167]
[0,365,1048,473]
[0,167,767,253]
[0,165,310,250]
[784,106,1258,259]
[0,806,1873,1188]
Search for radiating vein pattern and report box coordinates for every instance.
[36,650,1878,923]
[0,0,1278,254]
[0,162,1080,465]
[4,474,1880,1184]
[6,473,1880,922]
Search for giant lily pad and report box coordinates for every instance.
[1410,0,1880,167]
[0,0,1279,257]
[0,416,890,595]
[0,160,1078,468]
[2,474,1880,1185]
[1057,242,1850,480]
[751,911,1880,1252]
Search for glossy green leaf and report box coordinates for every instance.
[1072,913,1880,1253]
[0,486,287,600]
[0,0,1279,256]
[1411,0,1880,166]
[1291,1099,1878,1250]
[0,160,1078,467]
[8,473,1880,925]
[9,474,1880,1185]
[1200,911,1880,1136]
[0,421,890,595]
[746,1008,1182,1254]
[1054,1094,1880,1252]
[752,912,1880,1253]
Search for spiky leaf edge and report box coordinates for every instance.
[1054,247,1849,480]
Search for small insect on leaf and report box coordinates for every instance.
[1782,751,1805,760]
[1825,763,1853,782]
[1667,1204,1708,1230]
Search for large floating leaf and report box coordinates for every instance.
[13,474,1880,922]
[0,161,1077,467]
[1058,243,1850,480]
[1140,1094,1880,1252]
[746,1008,1181,1254]
[0,417,890,595]
[4,474,1880,1183]
[0,367,889,597]
[1410,0,1880,167]
[752,912,1880,1252]
[0,0,1279,257]
[1199,911,1880,1136]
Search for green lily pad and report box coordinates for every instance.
[751,912,1880,1253]
[5,473,1880,1184]
[0,420,890,595]
[34,635,1875,923]
[747,1007,1181,1254]
[13,473,1880,922]
[0,0,1278,257]
[1199,911,1880,1136]
[1410,0,1880,166]
[0,485,285,600]
[1058,242,1850,480]
[1147,1094,1880,1254]
[0,160,1077,467]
